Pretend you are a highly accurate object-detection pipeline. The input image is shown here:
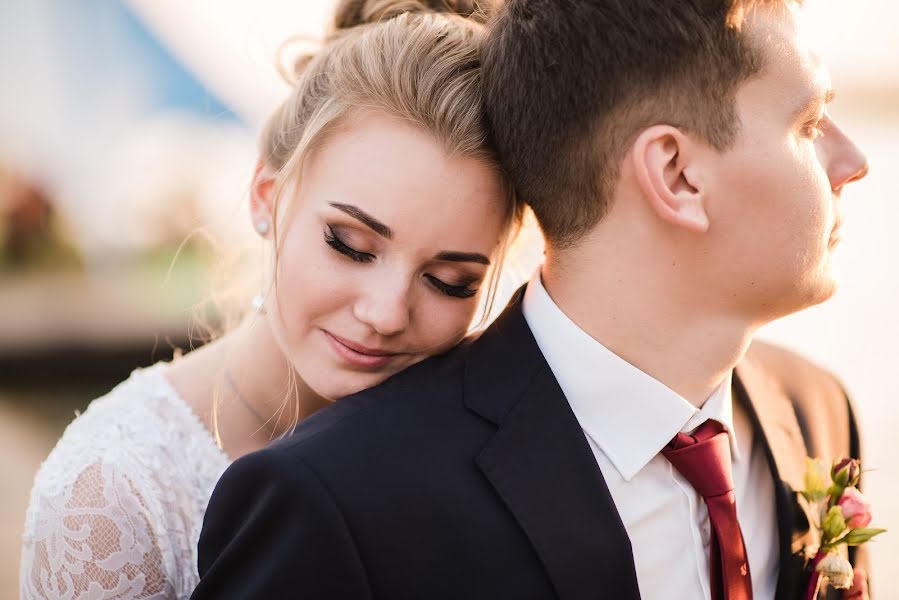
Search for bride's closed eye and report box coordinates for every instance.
[323,225,479,299]
[425,274,478,299]
[324,225,375,263]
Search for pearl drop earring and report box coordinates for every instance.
[251,293,266,314]
[255,220,270,236]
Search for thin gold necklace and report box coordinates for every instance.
[224,370,273,432]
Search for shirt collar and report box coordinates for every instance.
[522,270,739,482]
[685,370,740,463]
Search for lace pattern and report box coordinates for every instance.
[20,364,230,599]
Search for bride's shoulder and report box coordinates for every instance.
[26,369,155,506]
[35,365,195,473]
[24,363,227,521]
[20,363,228,599]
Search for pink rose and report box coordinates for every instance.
[839,487,872,529]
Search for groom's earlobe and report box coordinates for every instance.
[631,126,709,233]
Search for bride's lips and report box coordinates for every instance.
[323,330,401,369]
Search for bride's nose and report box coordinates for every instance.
[352,276,412,337]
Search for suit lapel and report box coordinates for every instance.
[466,291,826,599]
[465,292,641,600]
[734,352,817,599]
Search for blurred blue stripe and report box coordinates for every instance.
[48,0,240,123]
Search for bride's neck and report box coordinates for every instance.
[166,317,329,460]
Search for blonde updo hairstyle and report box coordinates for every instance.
[204,0,519,443]
[257,0,520,331]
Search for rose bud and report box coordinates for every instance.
[838,487,873,529]
[832,458,861,488]
[816,552,854,589]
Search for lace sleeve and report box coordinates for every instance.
[20,458,174,599]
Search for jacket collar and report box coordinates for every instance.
[734,351,817,599]
[464,289,641,600]
[463,288,814,599]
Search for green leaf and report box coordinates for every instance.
[839,528,887,546]
[822,506,847,540]
[826,484,845,503]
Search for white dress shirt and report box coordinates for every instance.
[522,272,779,600]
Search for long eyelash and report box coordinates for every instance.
[324,225,475,298]
[324,226,375,263]
[424,274,477,299]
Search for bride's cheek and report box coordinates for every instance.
[429,303,476,347]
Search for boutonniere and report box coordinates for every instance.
[800,457,886,598]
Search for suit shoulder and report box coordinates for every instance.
[270,343,471,457]
[196,439,372,595]
[742,340,859,460]
[744,339,848,403]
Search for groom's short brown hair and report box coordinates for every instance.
[482,0,794,247]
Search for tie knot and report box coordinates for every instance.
[662,420,734,499]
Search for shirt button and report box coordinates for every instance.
[701,523,711,545]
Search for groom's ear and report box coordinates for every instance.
[629,125,709,233]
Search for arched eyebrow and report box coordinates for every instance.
[330,203,393,239]
[794,88,835,119]
[329,202,490,265]
[435,251,490,266]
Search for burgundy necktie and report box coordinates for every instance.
[662,420,753,600]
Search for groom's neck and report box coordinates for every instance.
[542,243,758,409]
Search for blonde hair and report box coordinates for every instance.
[260,0,521,329]
[206,0,521,443]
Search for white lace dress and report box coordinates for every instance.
[20,363,231,599]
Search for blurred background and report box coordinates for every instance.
[0,0,896,596]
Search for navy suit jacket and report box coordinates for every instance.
[192,290,866,599]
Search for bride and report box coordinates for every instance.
[20,1,520,597]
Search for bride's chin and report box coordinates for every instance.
[302,352,422,400]
[307,371,384,402]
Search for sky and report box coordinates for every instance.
[124,0,899,126]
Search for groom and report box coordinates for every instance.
[193,1,869,598]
